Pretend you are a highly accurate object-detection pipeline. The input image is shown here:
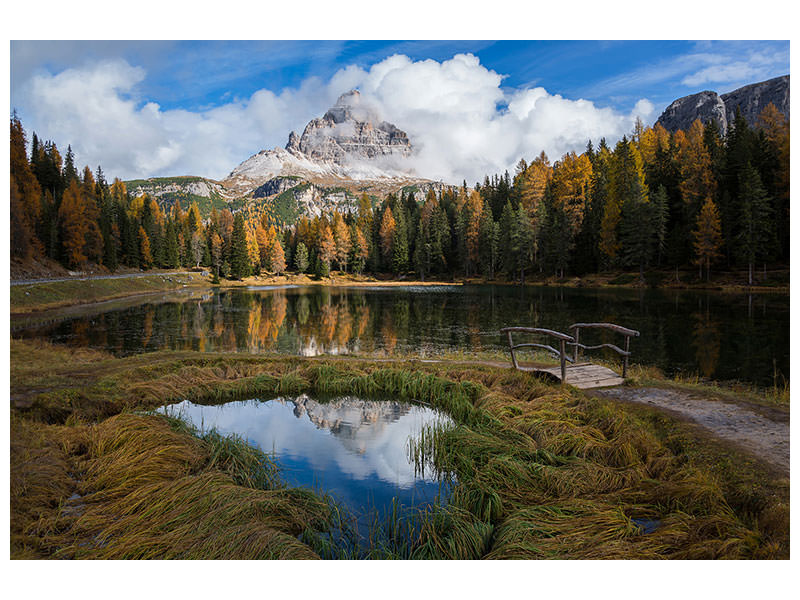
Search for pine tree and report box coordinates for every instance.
[478,200,498,279]
[63,145,79,184]
[540,184,572,278]
[721,108,756,262]
[499,201,516,276]
[619,195,656,279]
[735,163,774,285]
[651,185,669,265]
[510,203,534,283]
[165,221,180,268]
[229,213,251,279]
[391,201,409,274]
[602,138,648,267]
[294,241,309,273]
[349,224,368,275]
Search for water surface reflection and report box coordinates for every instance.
[162,395,453,518]
[14,285,789,386]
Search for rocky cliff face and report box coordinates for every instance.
[656,75,789,134]
[286,90,412,164]
[126,176,231,200]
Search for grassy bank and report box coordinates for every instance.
[10,272,212,314]
[10,339,788,559]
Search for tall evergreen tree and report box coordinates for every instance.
[540,184,572,278]
[477,200,499,279]
[229,213,251,279]
[294,241,309,273]
[735,163,774,284]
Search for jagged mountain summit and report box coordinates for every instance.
[223,90,430,196]
[286,90,412,163]
[126,90,445,224]
[656,75,789,134]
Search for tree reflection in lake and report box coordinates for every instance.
[15,285,788,386]
[692,308,721,379]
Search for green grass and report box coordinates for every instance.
[10,273,211,313]
[10,339,789,559]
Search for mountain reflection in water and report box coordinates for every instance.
[161,395,453,515]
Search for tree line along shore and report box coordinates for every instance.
[10,104,788,287]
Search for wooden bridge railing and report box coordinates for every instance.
[568,323,640,378]
[500,327,575,383]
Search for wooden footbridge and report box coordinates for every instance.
[501,323,640,389]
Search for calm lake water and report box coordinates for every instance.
[160,395,453,533]
[13,284,789,386]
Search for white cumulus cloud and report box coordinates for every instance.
[17,53,655,185]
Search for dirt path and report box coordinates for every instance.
[595,387,789,475]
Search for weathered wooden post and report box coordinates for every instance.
[560,338,567,384]
[506,329,518,369]
[623,335,631,378]
[573,326,580,363]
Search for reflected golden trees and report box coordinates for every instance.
[192,303,206,353]
[72,319,89,347]
[142,307,154,348]
[466,302,482,350]
[692,310,720,378]
[257,292,287,349]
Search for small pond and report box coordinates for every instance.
[160,395,453,537]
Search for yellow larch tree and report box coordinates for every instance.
[515,151,551,214]
[692,196,723,281]
[551,151,592,236]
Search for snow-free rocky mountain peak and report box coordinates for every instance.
[655,75,789,135]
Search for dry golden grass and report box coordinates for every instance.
[10,338,790,559]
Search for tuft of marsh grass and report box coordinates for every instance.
[10,339,790,559]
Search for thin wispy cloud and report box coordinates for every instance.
[585,41,788,102]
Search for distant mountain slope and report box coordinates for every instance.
[656,75,789,134]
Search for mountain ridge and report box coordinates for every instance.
[656,75,789,134]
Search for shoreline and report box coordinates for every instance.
[10,268,787,318]
[219,271,789,294]
[9,272,213,315]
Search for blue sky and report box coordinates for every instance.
[9,40,790,183]
[12,40,789,112]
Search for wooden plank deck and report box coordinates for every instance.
[520,362,625,389]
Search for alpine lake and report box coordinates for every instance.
[13,283,788,540]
